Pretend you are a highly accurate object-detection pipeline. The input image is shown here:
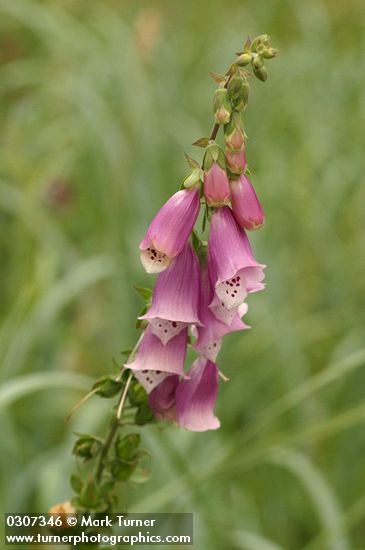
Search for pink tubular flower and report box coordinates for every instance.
[230,174,265,230]
[175,357,220,431]
[139,241,201,345]
[139,187,200,273]
[125,327,187,392]
[226,148,247,175]
[204,162,230,207]
[208,206,265,312]
[193,270,249,361]
[148,375,179,422]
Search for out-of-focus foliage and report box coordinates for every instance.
[0,0,364,548]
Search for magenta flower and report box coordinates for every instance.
[175,357,220,432]
[208,206,265,312]
[139,187,200,273]
[125,327,187,392]
[204,162,230,207]
[148,375,179,422]
[226,148,247,175]
[140,241,201,345]
[230,174,265,230]
[193,270,249,361]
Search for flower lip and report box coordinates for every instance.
[175,357,220,432]
[125,326,188,377]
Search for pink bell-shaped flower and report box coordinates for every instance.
[230,174,265,230]
[208,206,265,313]
[139,187,200,274]
[140,241,201,345]
[175,357,220,432]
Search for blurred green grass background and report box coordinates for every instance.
[0,0,365,548]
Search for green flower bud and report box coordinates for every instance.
[252,54,264,70]
[253,65,268,82]
[227,75,249,111]
[72,435,102,461]
[115,434,141,461]
[235,52,252,67]
[213,88,231,125]
[262,47,278,59]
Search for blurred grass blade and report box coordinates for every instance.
[1,255,115,379]
[268,449,349,550]
[0,372,93,413]
[235,530,285,550]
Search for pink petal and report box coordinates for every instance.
[208,206,265,309]
[140,242,201,342]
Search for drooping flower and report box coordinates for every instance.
[230,174,265,230]
[208,206,265,312]
[140,241,200,345]
[148,375,179,422]
[125,327,187,392]
[193,269,249,361]
[175,357,220,432]
[139,187,200,273]
[203,143,230,207]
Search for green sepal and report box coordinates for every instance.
[115,433,141,461]
[92,375,123,398]
[192,137,210,148]
[111,457,138,481]
[129,450,151,484]
[208,71,226,84]
[128,380,148,406]
[134,286,153,301]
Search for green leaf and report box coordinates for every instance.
[79,480,99,508]
[70,473,83,494]
[115,434,141,461]
[98,480,115,497]
[119,349,132,360]
[92,375,123,398]
[134,286,152,301]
